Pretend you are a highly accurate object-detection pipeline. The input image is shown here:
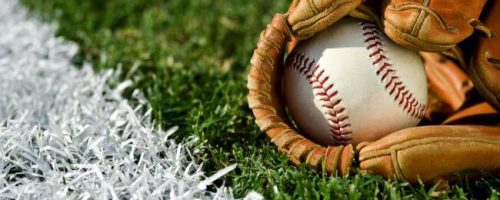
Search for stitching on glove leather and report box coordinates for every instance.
[360,22,427,119]
[387,3,449,31]
[287,52,353,144]
[409,0,430,36]
[410,8,426,36]
[384,21,456,51]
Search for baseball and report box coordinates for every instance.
[283,18,428,146]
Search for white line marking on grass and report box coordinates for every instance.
[0,0,238,199]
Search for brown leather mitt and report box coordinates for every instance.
[247,0,365,175]
[465,0,500,111]
[247,0,500,180]
[358,125,500,184]
[382,0,487,51]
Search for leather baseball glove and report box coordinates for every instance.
[247,0,500,184]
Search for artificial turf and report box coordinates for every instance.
[20,0,499,199]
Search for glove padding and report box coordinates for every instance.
[358,125,500,184]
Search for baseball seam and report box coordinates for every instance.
[287,52,352,145]
[360,22,427,119]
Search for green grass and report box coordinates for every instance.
[20,0,499,199]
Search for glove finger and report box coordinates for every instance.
[358,125,500,184]
[382,0,487,51]
[286,0,362,40]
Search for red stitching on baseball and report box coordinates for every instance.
[360,22,427,119]
[365,36,380,41]
[286,52,352,144]
[367,41,383,49]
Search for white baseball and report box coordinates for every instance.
[283,18,428,146]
